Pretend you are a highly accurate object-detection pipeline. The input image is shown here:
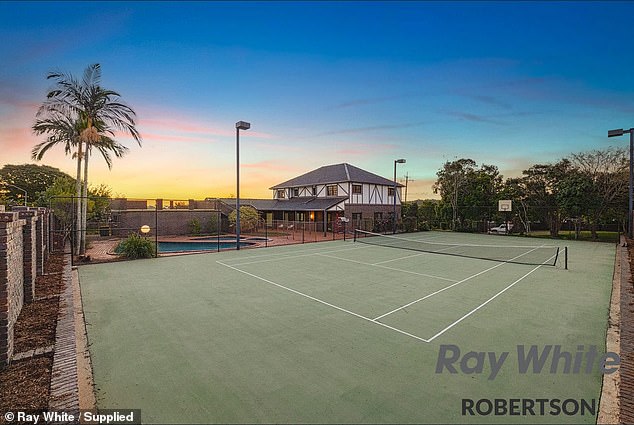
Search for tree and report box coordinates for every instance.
[556,171,599,239]
[416,199,440,230]
[36,175,76,241]
[34,63,141,255]
[433,159,476,229]
[567,147,628,238]
[87,183,113,223]
[500,177,532,234]
[517,160,572,237]
[401,201,419,232]
[0,164,73,206]
[228,206,260,233]
[433,159,502,230]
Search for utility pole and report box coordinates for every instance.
[404,172,415,203]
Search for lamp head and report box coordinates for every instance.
[395,158,406,164]
[236,121,251,130]
[608,129,625,137]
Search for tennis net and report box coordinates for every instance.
[353,230,563,267]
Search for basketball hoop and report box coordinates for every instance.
[498,200,512,212]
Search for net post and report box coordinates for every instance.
[353,229,357,242]
[565,246,568,270]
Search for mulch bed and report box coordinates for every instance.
[0,253,65,415]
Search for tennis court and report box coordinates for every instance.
[80,231,616,423]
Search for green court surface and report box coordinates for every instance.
[80,231,616,424]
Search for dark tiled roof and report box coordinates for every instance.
[270,163,403,189]
[218,197,348,212]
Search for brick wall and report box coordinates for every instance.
[0,212,26,366]
[345,204,402,220]
[18,211,38,303]
[35,208,49,275]
[112,209,224,236]
[0,207,49,368]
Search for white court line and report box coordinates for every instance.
[315,252,458,283]
[426,253,556,342]
[372,252,427,265]
[371,242,467,265]
[225,244,370,267]
[371,246,543,321]
[216,260,430,343]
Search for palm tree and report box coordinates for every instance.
[32,113,130,253]
[34,63,141,254]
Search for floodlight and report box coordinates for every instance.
[608,129,625,137]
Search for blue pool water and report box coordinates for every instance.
[158,241,254,253]
[191,236,270,242]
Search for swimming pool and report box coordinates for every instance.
[158,241,255,253]
[191,236,271,242]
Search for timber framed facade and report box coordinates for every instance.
[212,163,404,230]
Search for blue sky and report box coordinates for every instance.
[1,1,633,199]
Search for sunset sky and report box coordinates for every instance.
[1,1,634,200]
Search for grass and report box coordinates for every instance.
[525,230,619,243]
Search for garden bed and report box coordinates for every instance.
[0,253,64,418]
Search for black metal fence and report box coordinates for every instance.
[46,196,623,263]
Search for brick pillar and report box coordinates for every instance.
[18,211,37,304]
[39,208,50,270]
[0,212,25,367]
[34,208,46,276]
[156,199,163,210]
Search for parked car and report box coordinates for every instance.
[488,223,513,234]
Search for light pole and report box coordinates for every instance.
[393,159,406,234]
[5,183,27,206]
[608,127,634,239]
[235,121,251,250]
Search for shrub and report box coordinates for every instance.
[115,233,156,259]
[228,206,259,232]
[207,214,220,234]
[188,218,201,235]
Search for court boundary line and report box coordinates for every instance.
[426,254,555,342]
[216,260,431,344]
[371,241,476,265]
[222,244,368,267]
[315,252,458,282]
[371,246,543,321]
[216,242,552,344]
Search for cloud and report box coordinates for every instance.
[136,132,215,144]
[460,93,512,110]
[329,94,410,110]
[333,142,399,157]
[241,160,299,173]
[138,112,274,141]
[443,110,506,125]
[309,121,427,138]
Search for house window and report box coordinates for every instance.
[374,212,383,220]
[388,187,395,197]
[327,185,338,196]
[293,188,299,197]
[352,213,362,221]
[352,184,362,194]
[277,189,285,199]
